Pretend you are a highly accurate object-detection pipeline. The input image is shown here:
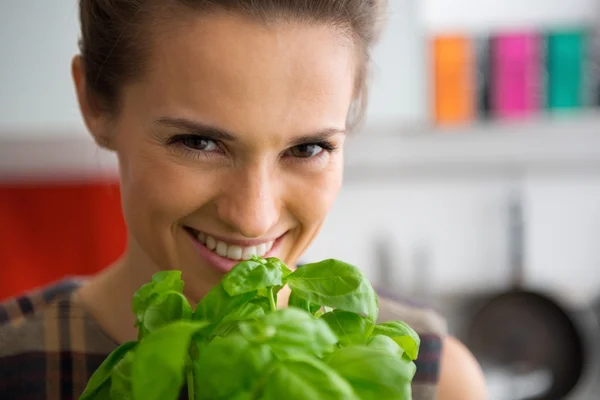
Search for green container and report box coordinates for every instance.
[546,30,587,110]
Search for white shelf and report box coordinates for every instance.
[345,113,600,175]
[1,113,599,181]
[0,134,119,181]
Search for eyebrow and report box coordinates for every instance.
[157,117,237,141]
[156,117,346,144]
[288,128,346,146]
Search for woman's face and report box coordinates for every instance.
[78,13,356,299]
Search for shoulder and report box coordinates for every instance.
[0,280,79,396]
[0,279,117,398]
[377,293,488,399]
[0,279,83,333]
[438,336,488,400]
[377,292,447,399]
[0,280,86,357]
[0,278,117,356]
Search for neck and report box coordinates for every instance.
[76,254,154,344]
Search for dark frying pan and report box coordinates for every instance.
[467,194,598,400]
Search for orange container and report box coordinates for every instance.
[433,35,475,125]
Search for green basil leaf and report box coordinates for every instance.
[150,270,185,292]
[194,283,257,325]
[372,320,421,361]
[132,271,185,313]
[227,393,254,400]
[265,257,293,279]
[80,341,137,400]
[314,308,326,318]
[86,381,111,400]
[132,284,153,328]
[320,310,373,347]
[132,321,208,400]
[132,270,186,338]
[211,302,266,337]
[287,259,378,322]
[239,308,337,359]
[194,334,274,399]
[257,285,284,307]
[288,290,321,314]
[110,349,136,400]
[250,296,271,313]
[238,321,277,343]
[261,355,359,400]
[367,334,404,354]
[222,258,285,296]
[326,345,416,400]
[143,291,193,333]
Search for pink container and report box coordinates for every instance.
[491,33,541,119]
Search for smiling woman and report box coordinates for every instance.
[96,13,353,305]
[0,1,486,399]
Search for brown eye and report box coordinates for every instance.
[176,135,218,151]
[289,144,324,158]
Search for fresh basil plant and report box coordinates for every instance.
[80,256,420,400]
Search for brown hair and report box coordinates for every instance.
[78,0,387,127]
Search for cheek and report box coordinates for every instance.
[289,156,343,230]
[118,148,211,235]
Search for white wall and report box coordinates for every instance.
[526,176,600,300]
[0,1,84,136]
[367,0,429,127]
[423,0,599,32]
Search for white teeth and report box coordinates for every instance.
[206,235,216,251]
[227,245,243,260]
[199,233,276,261]
[216,241,228,257]
[256,243,267,256]
[242,246,258,260]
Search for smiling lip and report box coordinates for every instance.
[185,228,286,273]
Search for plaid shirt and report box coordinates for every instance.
[0,280,444,400]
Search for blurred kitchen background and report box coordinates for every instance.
[2,1,600,399]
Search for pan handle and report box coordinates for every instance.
[508,192,526,288]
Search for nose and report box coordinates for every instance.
[216,164,280,239]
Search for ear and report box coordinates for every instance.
[71,55,116,151]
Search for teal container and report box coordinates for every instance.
[546,30,587,110]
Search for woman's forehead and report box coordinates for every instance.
[124,13,356,137]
